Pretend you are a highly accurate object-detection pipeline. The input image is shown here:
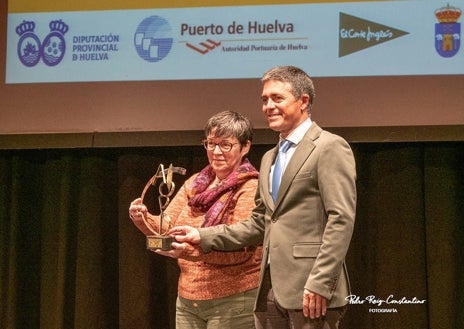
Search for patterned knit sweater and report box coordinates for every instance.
[143,173,262,300]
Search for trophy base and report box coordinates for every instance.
[146,235,175,251]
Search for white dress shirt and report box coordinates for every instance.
[269,118,313,195]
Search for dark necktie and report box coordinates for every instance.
[272,140,292,202]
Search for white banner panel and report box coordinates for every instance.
[6,1,464,83]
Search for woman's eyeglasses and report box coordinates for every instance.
[202,140,239,153]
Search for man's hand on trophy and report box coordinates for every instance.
[168,226,201,245]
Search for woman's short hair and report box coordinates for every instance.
[204,111,253,146]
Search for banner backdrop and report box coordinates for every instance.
[6,0,463,83]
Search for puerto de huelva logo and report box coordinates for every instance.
[16,19,68,67]
[133,15,307,58]
[180,19,304,55]
[134,16,173,62]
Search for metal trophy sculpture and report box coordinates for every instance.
[140,163,186,251]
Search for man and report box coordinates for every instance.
[170,66,356,329]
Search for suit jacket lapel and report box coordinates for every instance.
[275,123,322,205]
[261,145,279,208]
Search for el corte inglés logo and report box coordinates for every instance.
[338,13,409,57]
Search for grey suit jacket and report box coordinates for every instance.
[200,122,356,309]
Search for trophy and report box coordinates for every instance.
[140,163,186,251]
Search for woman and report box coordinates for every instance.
[129,111,261,329]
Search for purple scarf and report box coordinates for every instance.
[187,159,258,227]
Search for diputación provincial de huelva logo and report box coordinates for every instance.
[338,13,408,57]
[16,19,69,67]
[134,15,173,62]
[435,3,461,58]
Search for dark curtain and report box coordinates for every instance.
[1,142,463,329]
